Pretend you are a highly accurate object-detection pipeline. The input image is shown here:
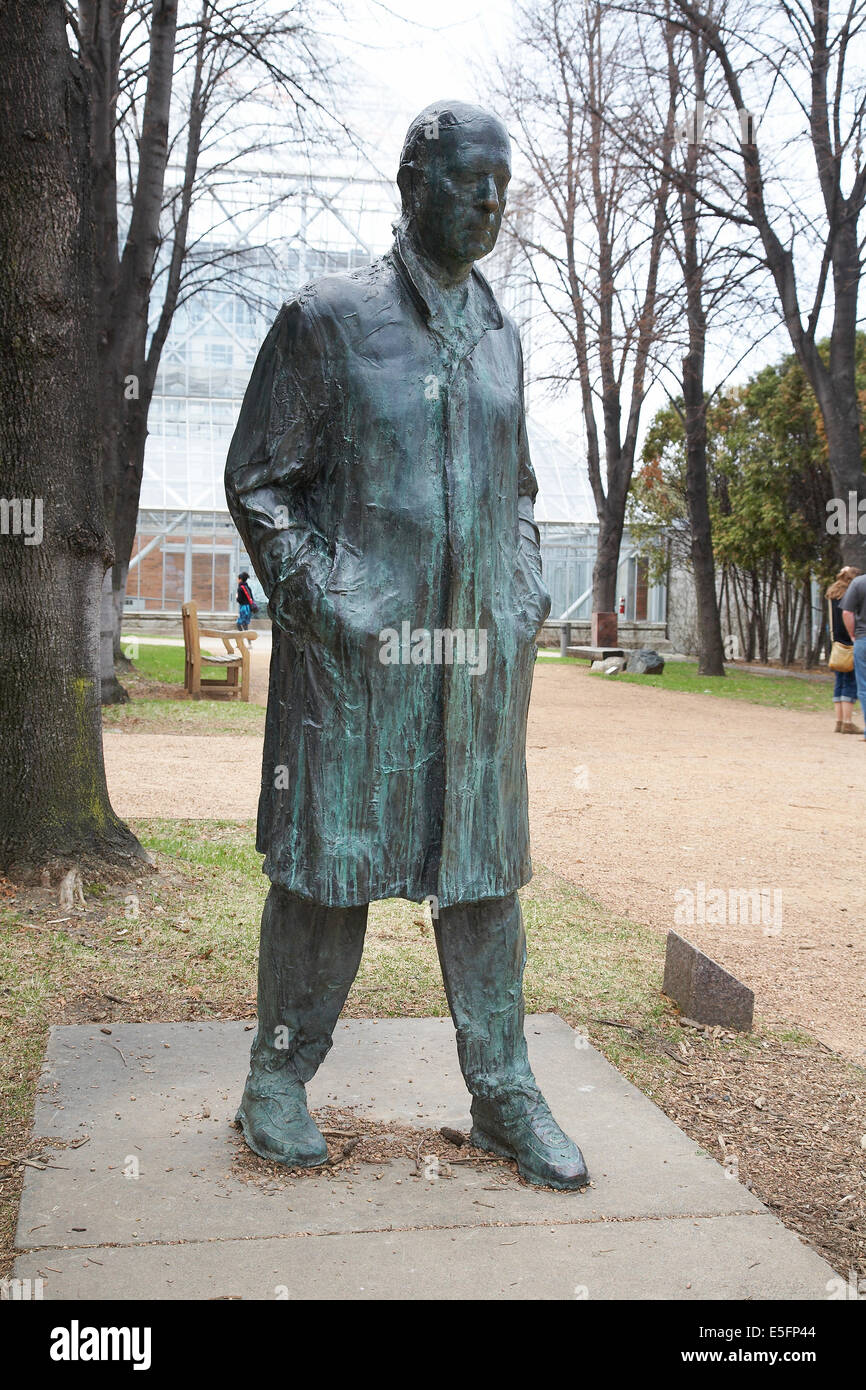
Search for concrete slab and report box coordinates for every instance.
[12,1214,834,1301]
[13,1015,837,1299]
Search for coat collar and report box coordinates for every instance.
[392,231,504,337]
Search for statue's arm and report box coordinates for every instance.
[225,297,332,638]
[515,337,551,637]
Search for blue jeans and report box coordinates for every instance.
[854,638,866,737]
[834,666,858,702]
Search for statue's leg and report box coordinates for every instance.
[434,892,589,1191]
[236,885,367,1166]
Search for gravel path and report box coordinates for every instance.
[103,656,866,1059]
[525,663,865,1062]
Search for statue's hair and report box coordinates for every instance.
[395,101,508,229]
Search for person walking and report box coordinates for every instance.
[236,570,257,631]
[826,567,861,733]
[842,567,866,742]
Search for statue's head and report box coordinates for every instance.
[396,101,511,278]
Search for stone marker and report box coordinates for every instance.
[625,648,665,675]
[662,931,754,1031]
[591,657,626,674]
[592,610,618,646]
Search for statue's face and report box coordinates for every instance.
[411,117,511,276]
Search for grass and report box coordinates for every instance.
[131,821,671,1041]
[140,819,266,879]
[103,698,265,734]
[101,638,266,733]
[121,640,188,684]
[538,654,834,712]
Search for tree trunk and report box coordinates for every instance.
[593,500,625,613]
[681,277,725,676]
[0,0,144,872]
[112,386,152,647]
[88,0,179,701]
[100,567,129,703]
[802,577,812,666]
[100,323,153,697]
[820,399,866,572]
[678,36,725,677]
[821,213,866,571]
[685,433,725,674]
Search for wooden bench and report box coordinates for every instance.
[181,601,257,702]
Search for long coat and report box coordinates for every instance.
[225,237,551,908]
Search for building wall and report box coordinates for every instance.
[125,512,265,614]
[539,523,667,625]
[666,566,700,658]
[127,533,233,611]
[538,620,671,650]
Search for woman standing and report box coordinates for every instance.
[827,566,861,733]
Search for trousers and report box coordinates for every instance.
[246,884,536,1100]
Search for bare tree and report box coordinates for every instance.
[0,0,144,869]
[656,0,866,571]
[74,0,336,700]
[496,0,677,623]
[624,13,758,672]
[671,30,727,672]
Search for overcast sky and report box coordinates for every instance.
[243,0,821,451]
[333,0,800,443]
[342,0,513,139]
[335,0,594,439]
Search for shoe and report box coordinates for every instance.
[841,722,862,734]
[835,720,842,732]
[235,1079,328,1167]
[470,1086,589,1190]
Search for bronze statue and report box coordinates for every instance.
[225,100,588,1189]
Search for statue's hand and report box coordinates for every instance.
[515,545,551,646]
[270,550,376,655]
[289,588,341,648]
[270,549,339,648]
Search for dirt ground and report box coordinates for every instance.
[527,663,866,1063]
[103,653,866,1061]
